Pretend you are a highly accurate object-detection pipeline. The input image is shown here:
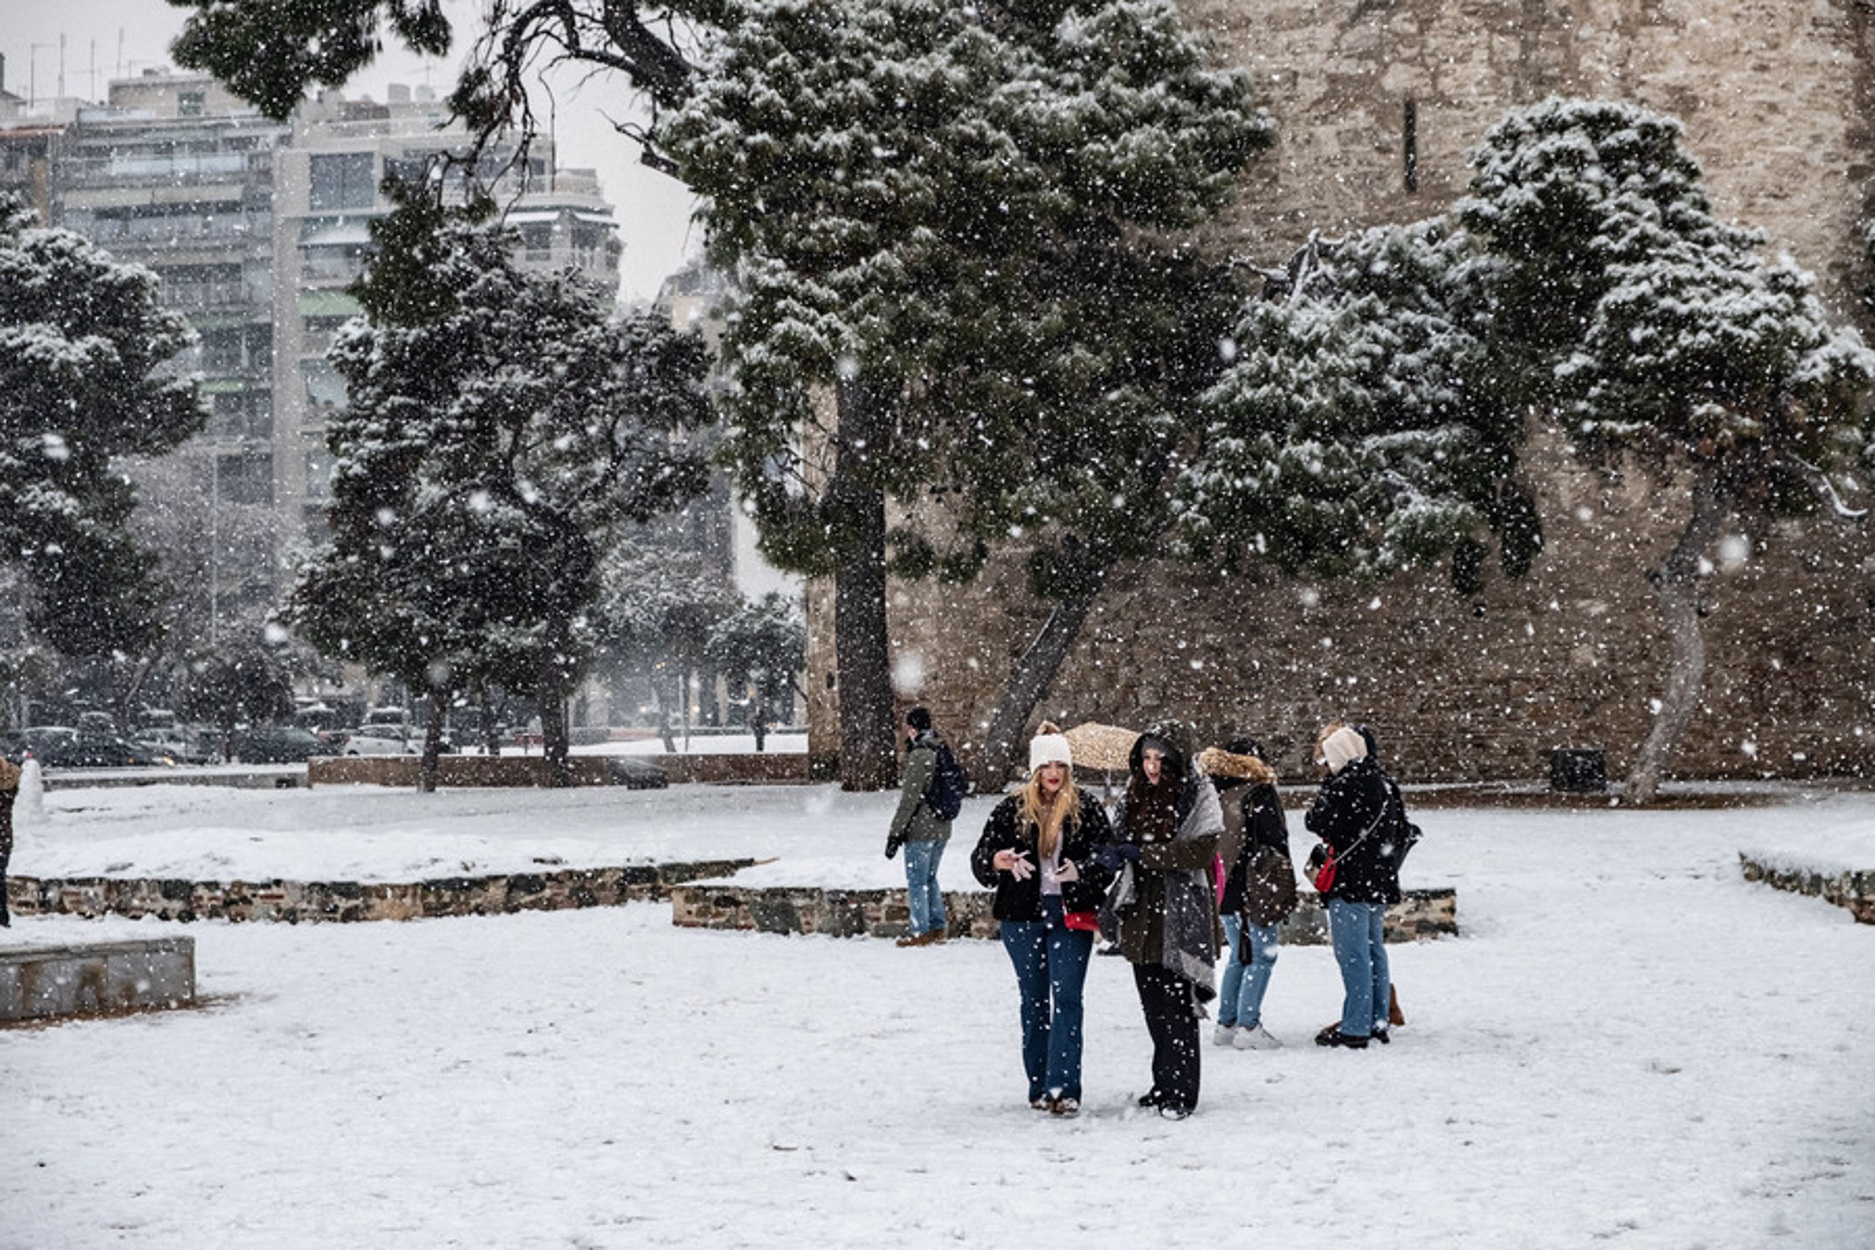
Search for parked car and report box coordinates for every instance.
[134,726,214,765]
[339,725,416,756]
[2,726,176,768]
[341,725,456,756]
[232,726,328,764]
[606,756,669,790]
[312,727,353,752]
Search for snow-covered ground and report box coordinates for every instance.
[3,778,1872,1248]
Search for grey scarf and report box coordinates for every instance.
[1099,774,1223,996]
[1160,777,1223,996]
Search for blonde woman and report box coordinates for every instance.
[970,723,1115,1116]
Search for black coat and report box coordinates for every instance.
[970,788,1115,921]
[1219,779,1291,916]
[1304,757,1402,906]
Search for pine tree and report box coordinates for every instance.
[707,591,805,726]
[658,0,1273,786]
[0,193,203,667]
[1457,98,1874,801]
[590,543,741,751]
[292,211,713,787]
[1174,220,1539,593]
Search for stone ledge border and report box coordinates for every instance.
[5,859,756,924]
[671,884,1458,944]
[308,754,811,787]
[1,937,196,1024]
[1738,854,1875,924]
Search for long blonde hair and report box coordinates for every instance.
[1018,723,1081,859]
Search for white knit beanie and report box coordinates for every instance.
[1320,726,1367,775]
[1028,729,1073,773]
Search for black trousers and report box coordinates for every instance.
[1132,962,1202,1111]
[0,800,12,926]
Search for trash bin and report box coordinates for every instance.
[1549,747,1607,793]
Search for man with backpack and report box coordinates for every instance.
[885,706,965,946]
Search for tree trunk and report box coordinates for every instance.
[478,686,502,756]
[831,377,899,791]
[1626,463,1732,804]
[538,687,572,786]
[419,686,446,793]
[972,570,1109,792]
[655,671,679,753]
[536,627,575,787]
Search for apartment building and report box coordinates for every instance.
[0,67,623,626]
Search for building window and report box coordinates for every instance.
[219,452,274,506]
[309,152,377,211]
[202,328,244,372]
[1403,99,1419,194]
[179,92,206,118]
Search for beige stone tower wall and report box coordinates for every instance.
[809,1,1875,785]
[1199,0,1875,311]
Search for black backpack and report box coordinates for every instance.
[1380,776,1422,870]
[922,742,969,821]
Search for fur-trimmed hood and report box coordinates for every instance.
[1196,746,1276,787]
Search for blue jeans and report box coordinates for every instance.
[999,896,1096,1102]
[1327,899,1390,1038]
[903,837,948,937]
[1217,914,1280,1029]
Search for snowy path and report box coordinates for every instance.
[2,785,1872,1246]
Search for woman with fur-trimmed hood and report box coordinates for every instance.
[1199,738,1294,1050]
[1094,720,1223,1120]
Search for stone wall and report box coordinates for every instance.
[308,753,811,788]
[671,882,1457,944]
[1192,0,1875,315]
[1738,853,1875,924]
[4,859,754,924]
[860,429,1875,784]
[0,937,197,1024]
[808,2,1875,786]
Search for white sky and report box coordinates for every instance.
[0,0,703,303]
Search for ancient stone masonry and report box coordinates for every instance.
[670,882,1457,944]
[4,860,756,924]
[870,431,1875,785]
[817,3,1875,787]
[1738,852,1875,923]
[1192,0,1875,314]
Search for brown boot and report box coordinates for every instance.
[1388,984,1406,1028]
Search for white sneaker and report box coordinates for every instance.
[1233,1023,1283,1050]
[1212,1025,1239,1047]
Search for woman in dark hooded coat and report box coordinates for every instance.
[1095,722,1223,1119]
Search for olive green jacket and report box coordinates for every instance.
[888,734,953,846]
